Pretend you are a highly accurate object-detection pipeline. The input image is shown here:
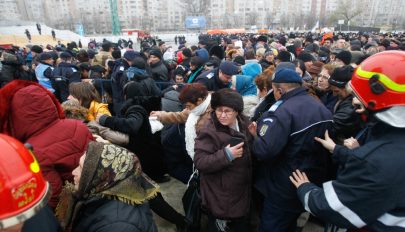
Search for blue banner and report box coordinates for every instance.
[185,16,206,29]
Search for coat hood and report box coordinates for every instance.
[241,62,262,78]
[233,75,257,97]
[0,80,65,141]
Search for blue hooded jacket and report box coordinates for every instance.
[234,63,262,96]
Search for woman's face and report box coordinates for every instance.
[72,153,86,191]
[215,106,238,127]
[265,54,274,63]
[318,68,330,90]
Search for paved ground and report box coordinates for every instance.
[154,177,325,232]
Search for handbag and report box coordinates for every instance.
[182,170,201,228]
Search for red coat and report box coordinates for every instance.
[0,81,93,209]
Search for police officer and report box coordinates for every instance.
[290,51,405,232]
[195,61,239,91]
[51,51,80,102]
[249,68,333,232]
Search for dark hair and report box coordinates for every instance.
[295,59,307,77]
[102,42,112,52]
[245,49,255,59]
[178,83,208,104]
[112,49,121,59]
[77,50,89,63]
[190,56,204,68]
[69,82,101,108]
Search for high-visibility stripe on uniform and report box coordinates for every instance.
[356,66,405,92]
[323,181,367,228]
[378,213,405,228]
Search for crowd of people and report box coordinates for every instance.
[1,30,405,232]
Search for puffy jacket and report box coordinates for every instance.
[73,198,157,232]
[252,87,334,212]
[194,113,252,219]
[297,121,405,231]
[0,81,93,209]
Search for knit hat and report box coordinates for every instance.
[182,48,192,58]
[277,51,292,62]
[31,45,43,54]
[39,52,53,61]
[257,35,268,43]
[298,52,315,62]
[275,62,296,73]
[149,49,162,60]
[329,65,354,88]
[123,50,140,61]
[233,55,245,66]
[131,57,146,69]
[219,61,239,76]
[273,68,303,84]
[307,61,324,75]
[211,88,244,113]
[304,43,319,54]
[209,45,224,60]
[335,50,352,65]
[60,51,72,59]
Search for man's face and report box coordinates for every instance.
[218,70,233,85]
[330,85,345,99]
[337,39,346,49]
[324,40,331,48]
[148,55,160,65]
[272,83,283,101]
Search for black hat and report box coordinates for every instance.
[211,88,244,113]
[31,45,43,54]
[277,51,292,62]
[39,52,53,61]
[149,49,162,60]
[233,55,245,66]
[298,51,315,62]
[198,40,207,45]
[257,35,268,43]
[182,48,192,58]
[158,41,165,46]
[304,43,319,54]
[209,45,224,60]
[60,51,72,59]
[131,57,146,69]
[124,50,141,61]
[329,65,354,88]
[219,61,239,76]
[335,50,352,65]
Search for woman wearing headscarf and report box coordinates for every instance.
[56,142,158,232]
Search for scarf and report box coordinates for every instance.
[185,94,211,160]
[56,142,159,230]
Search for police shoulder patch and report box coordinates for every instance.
[119,66,125,71]
[268,100,283,112]
[259,124,269,136]
[206,72,214,79]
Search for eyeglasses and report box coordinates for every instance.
[215,108,235,116]
[318,74,330,80]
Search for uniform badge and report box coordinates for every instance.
[259,124,269,136]
[119,66,125,71]
[268,100,283,112]
[206,73,214,79]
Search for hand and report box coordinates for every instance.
[226,142,244,159]
[248,122,257,137]
[150,111,162,119]
[172,84,178,90]
[343,137,360,149]
[314,130,336,153]
[289,169,310,188]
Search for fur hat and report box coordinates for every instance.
[209,45,224,60]
[211,88,244,114]
[329,65,354,88]
[335,50,352,65]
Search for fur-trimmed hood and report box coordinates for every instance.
[0,80,65,141]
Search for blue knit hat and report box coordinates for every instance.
[273,68,302,84]
[219,61,239,76]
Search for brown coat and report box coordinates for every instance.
[194,112,252,219]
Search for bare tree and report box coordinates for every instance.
[184,0,210,16]
[265,11,273,28]
[333,0,363,25]
[246,11,258,27]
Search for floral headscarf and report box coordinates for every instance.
[56,142,159,229]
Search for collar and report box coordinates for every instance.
[280,87,307,101]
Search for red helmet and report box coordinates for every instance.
[0,134,49,229]
[350,51,405,111]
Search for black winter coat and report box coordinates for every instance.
[73,198,157,232]
[332,95,362,144]
[51,62,81,102]
[150,60,169,82]
[0,60,36,88]
[195,68,229,91]
[100,99,167,180]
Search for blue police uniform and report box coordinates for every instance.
[252,86,333,232]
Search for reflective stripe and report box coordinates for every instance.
[378,213,405,228]
[304,191,313,214]
[323,181,366,228]
[290,120,333,136]
[356,66,405,92]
